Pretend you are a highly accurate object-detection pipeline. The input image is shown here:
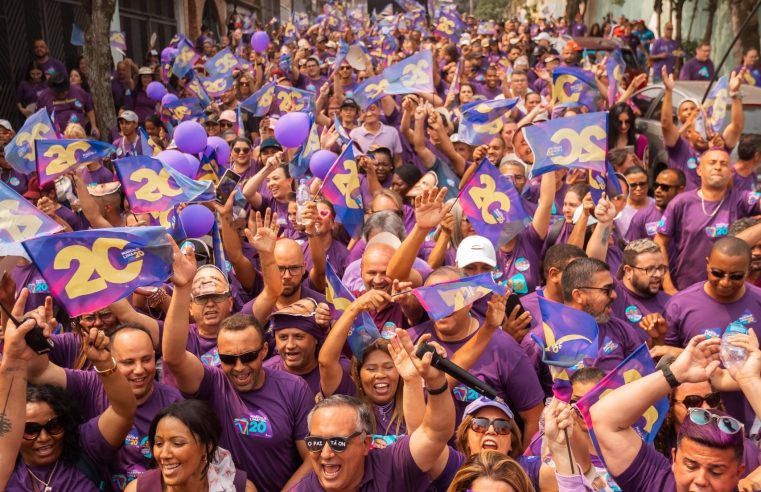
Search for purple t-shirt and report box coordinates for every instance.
[193,365,313,492]
[131,90,157,122]
[64,369,183,489]
[1,168,29,195]
[82,165,115,185]
[680,57,715,81]
[407,321,544,424]
[16,79,47,106]
[113,136,140,158]
[302,239,350,280]
[657,188,761,289]
[7,417,118,491]
[612,442,675,491]
[666,137,702,191]
[625,202,664,241]
[495,224,544,296]
[651,38,680,75]
[593,317,645,372]
[612,279,670,328]
[734,169,758,193]
[55,205,86,231]
[289,435,431,492]
[37,85,94,130]
[258,194,291,232]
[296,75,327,93]
[263,355,353,400]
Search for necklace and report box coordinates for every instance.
[27,460,59,492]
[699,190,726,218]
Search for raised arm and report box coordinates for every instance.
[567,192,593,248]
[241,152,282,209]
[244,209,283,325]
[723,69,745,149]
[214,194,257,292]
[660,67,679,148]
[722,328,761,421]
[589,335,721,476]
[71,169,112,229]
[654,232,678,294]
[300,202,327,292]
[161,238,205,395]
[427,211,454,269]
[412,104,437,168]
[585,195,617,261]
[430,112,467,176]
[448,294,505,387]
[533,170,557,239]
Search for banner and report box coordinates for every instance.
[412,272,507,321]
[531,296,599,369]
[5,109,58,174]
[35,139,115,186]
[458,98,519,146]
[0,182,63,257]
[318,143,364,237]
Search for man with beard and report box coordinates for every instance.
[626,168,685,243]
[663,237,761,427]
[560,257,642,371]
[660,66,744,191]
[163,242,313,491]
[656,149,761,292]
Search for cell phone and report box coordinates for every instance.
[215,169,242,204]
[505,293,526,319]
[0,302,54,355]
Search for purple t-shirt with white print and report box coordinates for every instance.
[657,187,761,290]
[593,316,645,372]
[64,369,183,490]
[407,320,544,425]
[611,279,670,328]
[666,137,702,191]
[192,365,313,492]
[625,202,664,241]
[495,224,544,296]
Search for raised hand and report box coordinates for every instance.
[212,191,235,218]
[639,313,668,342]
[3,289,53,362]
[245,209,279,254]
[389,332,427,382]
[594,193,617,224]
[352,289,391,312]
[670,335,722,383]
[395,328,447,386]
[503,303,532,342]
[729,68,745,93]
[168,235,197,288]
[300,201,318,235]
[484,293,507,329]
[315,302,332,329]
[662,66,675,91]
[414,187,450,230]
[543,398,575,446]
[84,327,112,366]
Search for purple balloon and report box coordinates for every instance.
[310,150,338,180]
[157,150,188,173]
[174,121,207,154]
[161,93,179,106]
[146,81,167,101]
[274,112,311,148]
[180,205,215,238]
[161,47,177,63]
[207,136,231,166]
[251,31,270,53]
[184,154,201,178]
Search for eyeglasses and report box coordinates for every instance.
[469,417,512,435]
[630,265,668,276]
[221,122,236,129]
[677,392,721,409]
[278,265,303,276]
[24,417,65,440]
[191,292,231,305]
[709,269,746,281]
[305,431,364,453]
[578,285,616,297]
[628,181,648,190]
[232,147,250,154]
[654,182,675,192]
[217,346,264,365]
[80,310,115,324]
[689,408,743,435]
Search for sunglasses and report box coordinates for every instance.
[628,181,648,190]
[24,417,65,440]
[677,392,721,409]
[232,147,250,154]
[709,269,746,281]
[654,182,675,192]
[578,284,616,297]
[217,346,264,366]
[305,431,364,453]
[469,417,512,435]
[191,293,231,305]
[221,122,236,129]
[689,408,743,435]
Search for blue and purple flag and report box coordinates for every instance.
[110,31,127,54]
[172,43,200,78]
[146,207,186,242]
[412,272,507,321]
[458,159,531,246]
[200,73,234,99]
[161,97,205,124]
[70,24,84,47]
[22,227,173,317]
[197,146,225,184]
[283,21,298,44]
[240,81,276,117]
[114,155,215,213]
[551,67,601,111]
[185,77,212,108]
[334,114,351,146]
[290,113,321,178]
[204,48,240,76]
[0,182,63,257]
[35,139,115,186]
[605,48,626,107]
[531,296,599,370]
[139,128,161,157]
[576,343,668,445]
[5,109,58,174]
[588,160,623,204]
[704,75,729,134]
[319,143,364,237]
[272,85,316,115]
[458,98,519,146]
[353,50,434,109]
[525,112,609,178]
[434,9,464,41]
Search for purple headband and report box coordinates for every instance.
[270,313,324,342]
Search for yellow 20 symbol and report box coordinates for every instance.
[0,200,43,241]
[203,77,229,94]
[43,141,92,175]
[54,238,143,298]
[15,123,53,161]
[214,54,238,74]
[549,126,606,166]
[130,168,183,202]
[364,79,389,99]
[467,174,511,224]
[401,60,431,88]
[331,159,361,209]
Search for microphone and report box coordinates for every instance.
[416,342,505,404]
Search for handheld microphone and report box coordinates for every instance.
[416,342,505,404]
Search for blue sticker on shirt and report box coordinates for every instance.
[705,223,728,238]
[645,221,659,237]
[514,257,530,272]
[452,384,480,402]
[686,157,698,170]
[510,273,528,294]
[200,348,220,366]
[233,411,273,438]
[625,305,643,323]
[738,310,756,325]
[9,176,20,186]
[601,336,619,354]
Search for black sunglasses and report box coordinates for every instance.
[469,417,512,435]
[710,269,746,281]
[218,346,264,365]
[305,431,364,453]
[628,181,648,189]
[232,147,250,154]
[677,392,721,409]
[221,122,236,128]
[654,182,675,192]
[24,417,65,440]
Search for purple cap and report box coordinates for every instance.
[463,396,514,419]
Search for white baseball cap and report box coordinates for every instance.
[456,235,497,268]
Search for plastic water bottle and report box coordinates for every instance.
[720,322,749,369]
[296,178,309,225]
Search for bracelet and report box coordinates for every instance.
[660,364,680,389]
[730,91,743,100]
[426,380,449,395]
[94,357,118,377]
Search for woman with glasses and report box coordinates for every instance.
[125,400,256,491]
[0,301,136,491]
[228,136,256,181]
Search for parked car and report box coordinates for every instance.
[629,81,761,181]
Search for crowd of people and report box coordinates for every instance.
[1,3,761,491]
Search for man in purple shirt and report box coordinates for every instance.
[733,134,761,192]
[590,335,745,492]
[626,168,685,242]
[680,42,715,81]
[113,110,140,158]
[37,72,98,136]
[649,23,681,81]
[31,39,67,78]
[294,55,327,92]
[656,149,760,292]
[349,103,404,168]
[291,341,455,492]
